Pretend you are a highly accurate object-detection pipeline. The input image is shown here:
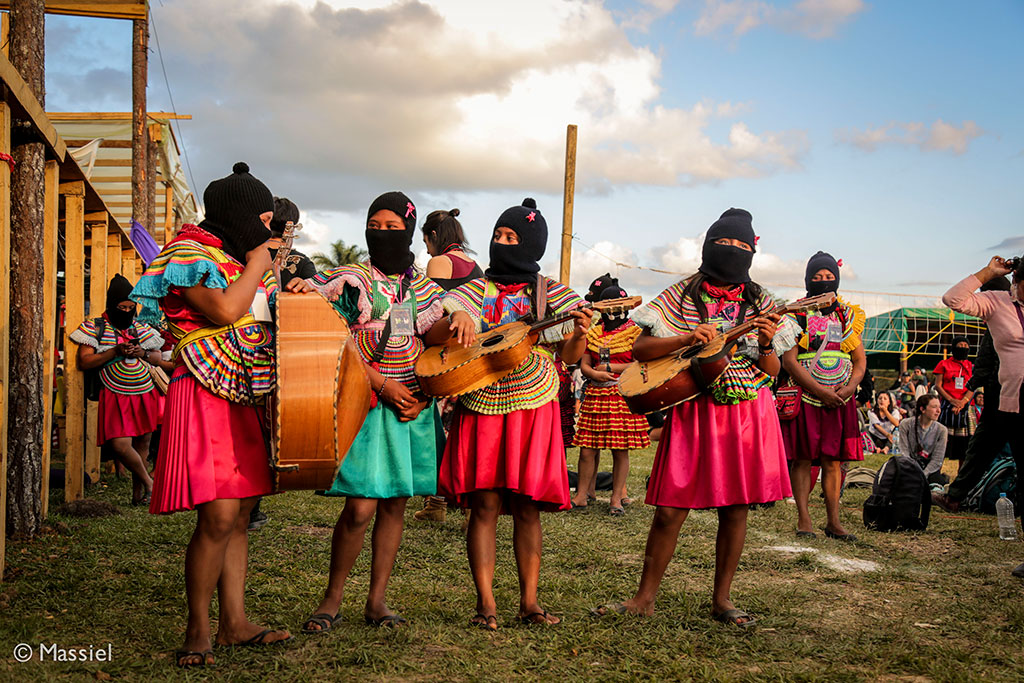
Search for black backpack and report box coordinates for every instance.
[84,317,107,402]
[964,447,1017,515]
[863,455,931,532]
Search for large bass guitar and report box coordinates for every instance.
[268,222,372,490]
[618,292,836,414]
[416,296,642,398]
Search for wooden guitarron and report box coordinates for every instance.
[268,222,372,491]
[415,296,642,398]
[618,292,836,414]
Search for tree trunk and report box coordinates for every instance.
[132,17,149,234]
[6,0,46,538]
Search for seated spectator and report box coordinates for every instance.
[867,391,900,453]
[897,371,916,413]
[973,388,984,419]
[898,395,948,487]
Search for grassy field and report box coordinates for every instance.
[2,447,1022,682]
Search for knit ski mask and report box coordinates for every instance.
[698,208,756,285]
[599,285,629,330]
[365,191,417,275]
[804,250,841,313]
[486,198,548,285]
[199,162,274,263]
[951,336,970,361]
[105,274,137,330]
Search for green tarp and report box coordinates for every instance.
[863,307,985,355]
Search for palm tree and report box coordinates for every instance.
[311,239,367,270]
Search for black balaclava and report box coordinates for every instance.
[951,335,970,361]
[199,162,275,263]
[805,250,841,314]
[698,208,755,285]
[365,191,416,275]
[599,285,629,330]
[585,273,619,303]
[105,274,136,330]
[486,198,548,285]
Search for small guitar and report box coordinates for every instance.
[415,296,642,398]
[618,292,836,414]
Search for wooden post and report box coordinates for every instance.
[163,184,174,244]
[85,220,107,484]
[0,101,10,580]
[39,159,58,518]
[0,11,8,58]
[558,124,577,286]
[122,248,136,283]
[107,233,121,279]
[131,16,149,234]
[62,181,86,503]
[146,122,158,236]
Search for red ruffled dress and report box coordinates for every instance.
[631,280,792,509]
[131,225,278,514]
[438,277,583,512]
[69,316,165,443]
[573,320,650,450]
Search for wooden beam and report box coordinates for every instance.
[121,248,136,282]
[62,180,86,503]
[48,112,191,121]
[106,234,121,279]
[64,139,134,149]
[92,159,132,167]
[0,2,147,20]
[85,220,107,485]
[87,175,164,183]
[0,53,66,161]
[163,185,174,240]
[132,16,148,234]
[40,160,60,519]
[559,124,577,286]
[1,12,8,59]
[0,102,10,580]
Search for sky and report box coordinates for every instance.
[41,0,1024,314]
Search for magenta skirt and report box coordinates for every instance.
[646,388,792,509]
[439,401,570,513]
[97,387,164,444]
[780,398,863,463]
[149,367,273,515]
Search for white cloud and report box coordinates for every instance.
[837,119,984,155]
[150,0,807,214]
[694,0,865,39]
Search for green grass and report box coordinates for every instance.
[2,446,1023,682]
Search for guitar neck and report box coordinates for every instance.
[528,306,588,335]
[717,294,836,343]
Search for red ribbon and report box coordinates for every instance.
[492,282,529,322]
[702,281,745,302]
[0,152,15,172]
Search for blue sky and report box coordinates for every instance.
[41,1,1024,310]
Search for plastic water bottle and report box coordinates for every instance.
[996,493,1017,541]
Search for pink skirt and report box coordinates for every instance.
[780,399,863,463]
[646,388,792,509]
[97,387,164,444]
[150,367,273,515]
[439,401,570,513]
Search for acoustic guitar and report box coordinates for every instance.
[268,222,372,491]
[415,296,642,398]
[618,292,836,414]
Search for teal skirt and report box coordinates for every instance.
[322,401,445,499]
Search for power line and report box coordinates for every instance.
[149,9,199,198]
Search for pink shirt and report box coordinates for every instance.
[942,275,1024,413]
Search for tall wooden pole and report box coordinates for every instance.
[0,101,11,579]
[558,124,577,286]
[7,0,46,539]
[131,15,149,235]
[85,221,107,485]
[62,182,86,503]
[39,159,59,519]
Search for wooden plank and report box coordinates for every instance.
[0,53,66,161]
[106,236,121,279]
[121,249,136,282]
[87,175,164,183]
[0,2,147,20]
[0,102,10,580]
[64,139,133,149]
[1,12,9,59]
[559,124,577,286]
[92,159,132,167]
[40,160,60,519]
[62,181,86,503]
[85,221,107,484]
[48,111,191,121]
[164,185,174,240]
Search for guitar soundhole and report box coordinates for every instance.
[481,335,504,348]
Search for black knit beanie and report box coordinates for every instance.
[486,198,548,285]
[105,274,134,311]
[585,273,620,302]
[364,191,416,275]
[699,208,756,285]
[804,251,840,289]
[705,208,756,251]
[200,162,274,263]
[270,197,300,236]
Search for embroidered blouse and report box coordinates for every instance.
[584,320,642,387]
[310,262,445,390]
[631,278,775,405]
[443,277,582,414]
[69,316,164,395]
[131,224,278,404]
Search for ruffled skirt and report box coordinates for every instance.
[97,386,164,444]
[573,384,650,450]
[780,398,863,463]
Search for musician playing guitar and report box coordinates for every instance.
[592,208,788,630]
[428,198,593,630]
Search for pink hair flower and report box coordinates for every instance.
[405,202,416,218]
[837,258,844,267]
[526,211,536,222]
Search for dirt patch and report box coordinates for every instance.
[762,544,881,573]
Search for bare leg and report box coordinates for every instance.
[214,497,290,645]
[821,459,848,535]
[619,506,688,615]
[307,497,378,627]
[572,448,597,507]
[509,495,558,624]
[108,436,153,500]
[467,491,500,628]
[790,459,814,533]
[712,505,751,623]
[365,497,409,621]
[610,449,630,508]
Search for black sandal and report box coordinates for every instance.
[822,528,857,542]
[589,602,629,618]
[365,614,407,628]
[175,649,214,668]
[239,629,292,646]
[302,612,339,634]
[517,610,559,625]
[469,613,499,631]
[713,609,757,629]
